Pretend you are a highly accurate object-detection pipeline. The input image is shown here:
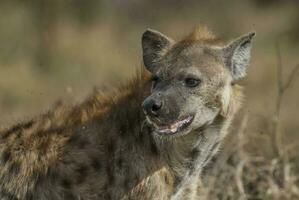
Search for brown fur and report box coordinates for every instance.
[0,70,153,198]
[182,26,223,45]
[0,27,251,200]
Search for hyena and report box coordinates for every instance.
[0,26,255,200]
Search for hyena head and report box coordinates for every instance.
[141,28,255,137]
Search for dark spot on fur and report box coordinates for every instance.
[76,165,89,184]
[107,140,115,153]
[36,127,64,137]
[150,140,159,155]
[1,149,11,164]
[105,192,112,200]
[135,127,146,144]
[164,174,170,185]
[174,176,182,188]
[63,191,77,200]
[25,191,34,200]
[67,133,80,144]
[138,132,144,143]
[119,124,127,138]
[9,161,21,175]
[38,139,51,155]
[123,176,131,190]
[77,138,89,149]
[0,189,17,200]
[68,133,89,149]
[61,178,72,189]
[190,148,201,160]
[0,121,33,139]
[91,158,102,171]
[16,130,23,138]
[106,165,115,185]
[133,173,139,182]
[117,157,123,169]
[23,121,34,129]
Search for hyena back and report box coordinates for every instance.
[0,26,255,200]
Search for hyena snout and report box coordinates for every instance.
[142,95,163,116]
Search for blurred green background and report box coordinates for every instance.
[0,0,298,198]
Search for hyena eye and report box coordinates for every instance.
[184,77,201,88]
[151,75,159,89]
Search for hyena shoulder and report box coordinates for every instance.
[0,91,107,198]
[0,72,151,199]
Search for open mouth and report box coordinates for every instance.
[147,115,194,136]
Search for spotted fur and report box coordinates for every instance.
[0,26,253,199]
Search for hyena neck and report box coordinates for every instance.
[153,115,230,183]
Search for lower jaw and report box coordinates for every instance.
[146,115,194,137]
[153,123,193,137]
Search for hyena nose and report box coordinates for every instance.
[142,98,163,116]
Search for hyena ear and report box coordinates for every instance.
[142,29,174,73]
[222,32,256,80]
